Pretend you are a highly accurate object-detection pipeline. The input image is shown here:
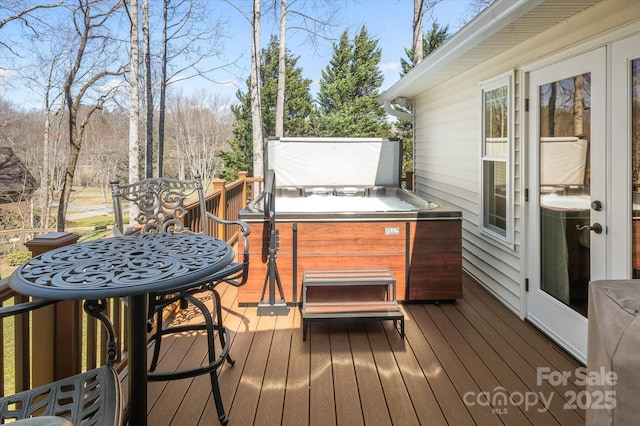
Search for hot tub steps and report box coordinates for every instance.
[301,269,405,341]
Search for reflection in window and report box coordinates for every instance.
[539,73,591,317]
[540,74,591,140]
[480,74,512,243]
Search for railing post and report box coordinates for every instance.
[25,232,81,385]
[405,171,414,191]
[238,171,248,205]
[212,178,227,239]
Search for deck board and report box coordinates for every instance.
[123,274,586,425]
[281,308,310,425]
[382,317,448,425]
[254,313,295,425]
[228,314,276,424]
[348,321,392,425]
[199,286,251,425]
[455,297,569,424]
[329,324,364,426]
[309,322,336,426]
[365,321,420,425]
[410,303,502,425]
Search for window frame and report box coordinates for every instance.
[479,71,514,247]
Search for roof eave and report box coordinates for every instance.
[379,0,545,102]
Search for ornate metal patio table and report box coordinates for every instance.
[9,232,234,426]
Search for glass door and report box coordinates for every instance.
[527,48,606,364]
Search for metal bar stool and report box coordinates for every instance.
[110,176,250,425]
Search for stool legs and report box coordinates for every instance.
[212,289,235,366]
[146,290,234,425]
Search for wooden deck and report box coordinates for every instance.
[121,274,586,425]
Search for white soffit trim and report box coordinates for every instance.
[379,0,603,102]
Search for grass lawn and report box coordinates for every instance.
[67,186,112,209]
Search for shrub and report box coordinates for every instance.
[6,251,31,266]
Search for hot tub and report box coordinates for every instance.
[237,137,463,305]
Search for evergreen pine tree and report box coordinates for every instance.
[317,31,353,115]
[217,36,314,180]
[261,36,315,138]
[316,26,391,137]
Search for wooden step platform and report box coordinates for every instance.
[301,269,405,341]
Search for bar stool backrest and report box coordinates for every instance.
[110,177,207,236]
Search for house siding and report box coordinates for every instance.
[413,75,523,314]
[411,0,640,317]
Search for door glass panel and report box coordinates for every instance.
[539,73,590,317]
[632,59,640,277]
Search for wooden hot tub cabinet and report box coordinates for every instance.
[237,217,462,305]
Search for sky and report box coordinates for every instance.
[179,0,474,102]
[0,0,475,109]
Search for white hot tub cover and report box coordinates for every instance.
[266,137,401,188]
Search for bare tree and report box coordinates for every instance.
[219,0,265,182]
[459,0,495,26]
[547,82,557,137]
[82,109,128,198]
[413,0,443,66]
[142,0,153,178]
[0,1,62,29]
[38,60,65,229]
[159,0,169,176]
[165,90,233,182]
[16,34,69,228]
[413,0,424,66]
[56,0,126,231]
[0,1,64,57]
[155,0,230,176]
[275,0,286,138]
[126,0,141,223]
[574,74,584,137]
[225,0,338,177]
[273,0,338,138]
[1,1,69,228]
[251,0,264,181]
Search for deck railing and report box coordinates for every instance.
[0,172,260,396]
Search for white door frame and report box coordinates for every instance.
[525,47,607,364]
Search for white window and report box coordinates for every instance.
[480,72,513,245]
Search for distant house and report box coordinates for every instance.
[0,147,39,229]
[380,0,640,363]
